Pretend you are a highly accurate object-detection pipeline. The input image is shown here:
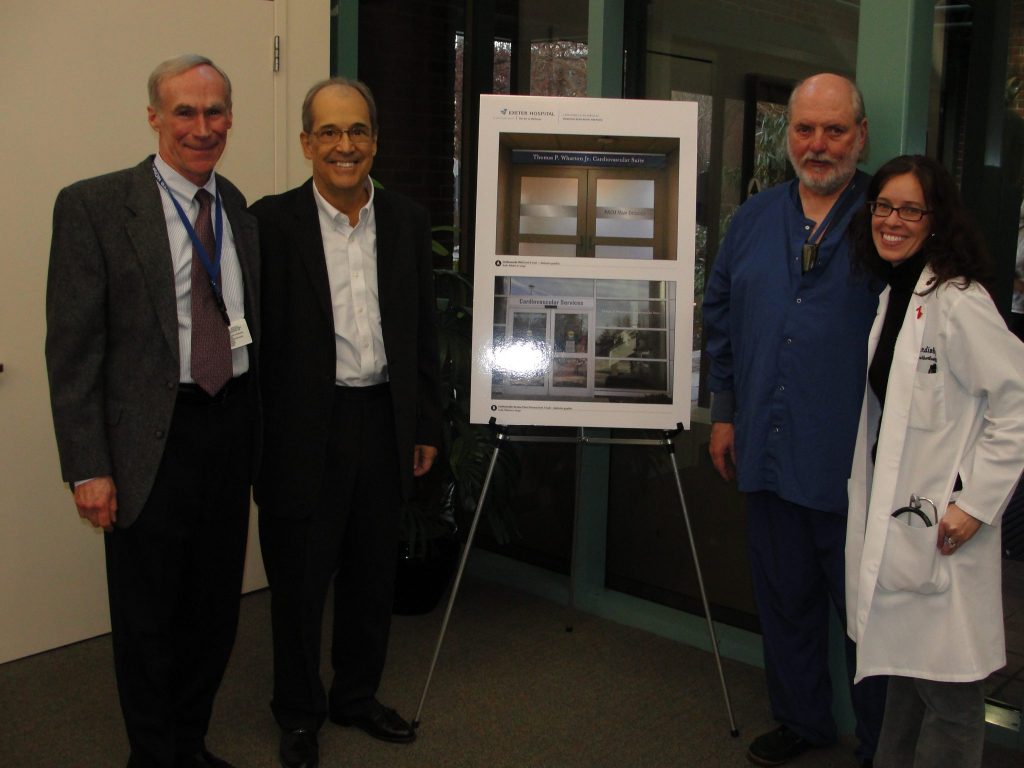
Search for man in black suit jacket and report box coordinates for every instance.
[45,55,259,768]
[251,77,441,768]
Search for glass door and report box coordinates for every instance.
[511,169,587,257]
[500,303,595,397]
[551,310,592,395]
[510,167,668,259]
[589,173,661,259]
[504,310,550,394]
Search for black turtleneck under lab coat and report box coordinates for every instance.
[867,250,929,463]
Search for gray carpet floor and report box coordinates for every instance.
[1,576,1020,767]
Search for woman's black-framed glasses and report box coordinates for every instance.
[867,201,932,222]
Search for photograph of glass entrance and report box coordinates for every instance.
[495,133,682,261]
[491,276,675,404]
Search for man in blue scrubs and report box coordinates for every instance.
[703,73,885,767]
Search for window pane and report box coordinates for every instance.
[595,329,668,359]
[595,179,655,238]
[494,39,511,94]
[554,314,588,352]
[673,90,713,356]
[597,300,668,329]
[519,242,578,258]
[595,245,654,259]
[612,0,863,634]
[596,280,667,299]
[530,40,588,96]
[552,358,588,387]
[519,176,579,235]
[512,312,547,341]
[508,277,594,295]
[752,101,789,194]
[595,359,668,390]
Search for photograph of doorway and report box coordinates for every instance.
[495,133,682,261]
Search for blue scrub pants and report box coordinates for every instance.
[746,490,887,759]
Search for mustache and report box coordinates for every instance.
[799,152,835,166]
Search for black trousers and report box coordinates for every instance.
[259,384,402,732]
[105,384,253,768]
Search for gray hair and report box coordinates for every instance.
[301,76,378,135]
[787,73,866,124]
[148,54,232,111]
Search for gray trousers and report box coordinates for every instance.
[875,675,985,768]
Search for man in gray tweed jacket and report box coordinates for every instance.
[45,54,259,768]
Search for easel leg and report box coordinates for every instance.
[412,428,506,729]
[664,428,740,737]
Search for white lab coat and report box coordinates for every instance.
[846,265,1024,683]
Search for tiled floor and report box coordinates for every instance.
[986,558,1024,709]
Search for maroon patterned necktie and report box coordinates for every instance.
[190,189,232,395]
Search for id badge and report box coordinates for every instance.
[801,243,819,274]
[228,318,253,350]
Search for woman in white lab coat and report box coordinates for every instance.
[845,155,1024,768]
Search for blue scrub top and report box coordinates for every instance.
[702,172,879,513]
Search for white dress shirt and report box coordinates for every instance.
[153,154,248,381]
[312,181,389,386]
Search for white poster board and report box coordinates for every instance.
[470,95,698,429]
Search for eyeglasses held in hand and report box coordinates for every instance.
[312,125,374,146]
[867,201,932,222]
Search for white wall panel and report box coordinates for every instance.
[0,0,328,663]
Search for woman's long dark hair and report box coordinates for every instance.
[850,154,993,294]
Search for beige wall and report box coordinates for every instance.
[0,0,328,664]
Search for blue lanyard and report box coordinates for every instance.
[151,162,225,301]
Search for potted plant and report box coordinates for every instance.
[393,239,521,615]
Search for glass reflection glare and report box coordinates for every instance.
[488,337,552,378]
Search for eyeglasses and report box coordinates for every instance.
[867,201,931,222]
[311,125,374,146]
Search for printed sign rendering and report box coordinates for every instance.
[470,94,698,429]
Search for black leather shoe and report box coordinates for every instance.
[186,749,236,768]
[746,725,811,766]
[331,702,416,744]
[279,728,319,768]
